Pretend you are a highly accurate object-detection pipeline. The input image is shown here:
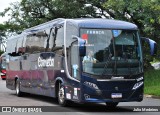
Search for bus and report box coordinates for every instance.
[0,53,7,80]
[6,18,156,107]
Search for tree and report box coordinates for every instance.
[103,0,160,39]
[1,0,160,38]
[0,0,105,33]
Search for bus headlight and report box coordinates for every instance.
[84,81,99,90]
[132,81,143,90]
[136,77,143,82]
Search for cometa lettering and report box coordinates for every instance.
[38,57,54,67]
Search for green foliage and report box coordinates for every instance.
[150,58,160,64]
[144,69,160,96]
[142,40,154,69]
[103,0,160,38]
[1,0,160,39]
[0,0,105,33]
[0,24,8,37]
[0,50,4,56]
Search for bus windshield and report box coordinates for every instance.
[80,29,143,76]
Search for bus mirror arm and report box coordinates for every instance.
[72,35,85,42]
[72,35,86,56]
[72,35,80,40]
[141,37,157,56]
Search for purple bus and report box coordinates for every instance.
[6,18,156,107]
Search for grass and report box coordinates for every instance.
[144,69,160,96]
[150,58,160,64]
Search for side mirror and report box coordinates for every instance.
[72,35,86,56]
[141,37,157,56]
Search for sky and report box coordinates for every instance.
[0,0,21,23]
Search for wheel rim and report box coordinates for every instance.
[16,81,19,95]
[58,86,65,104]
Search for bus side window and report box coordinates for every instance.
[25,35,33,53]
[51,26,64,55]
[6,38,19,56]
[16,36,24,55]
[22,36,27,54]
[45,28,53,52]
[25,33,48,53]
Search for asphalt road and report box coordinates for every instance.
[0,78,160,115]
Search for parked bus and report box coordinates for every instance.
[6,18,156,107]
[0,53,7,80]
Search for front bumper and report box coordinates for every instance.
[83,92,143,103]
[81,85,143,103]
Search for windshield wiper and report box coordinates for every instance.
[112,52,133,77]
[120,52,133,77]
[127,58,132,77]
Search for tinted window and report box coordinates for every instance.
[52,26,64,52]
[16,37,23,53]
[56,27,64,47]
[6,37,18,55]
[25,33,48,53]
[66,22,78,47]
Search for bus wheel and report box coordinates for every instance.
[2,78,6,80]
[58,85,69,106]
[16,79,23,97]
[106,102,118,108]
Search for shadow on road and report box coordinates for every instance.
[10,93,133,112]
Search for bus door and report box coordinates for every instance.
[68,40,81,101]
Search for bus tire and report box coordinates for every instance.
[58,85,70,106]
[106,102,118,108]
[15,79,23,97]
[2,78,6,80]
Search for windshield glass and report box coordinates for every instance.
[80,29,142,76]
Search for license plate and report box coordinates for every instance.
[111,93,122,98]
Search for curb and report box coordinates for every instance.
[144,94,160,99]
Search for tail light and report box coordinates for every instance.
[1,69,6,74]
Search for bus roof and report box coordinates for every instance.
[7,18,138,40]
[70,18,138,30]
[23,18,138,33]
[6,18,138,54]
